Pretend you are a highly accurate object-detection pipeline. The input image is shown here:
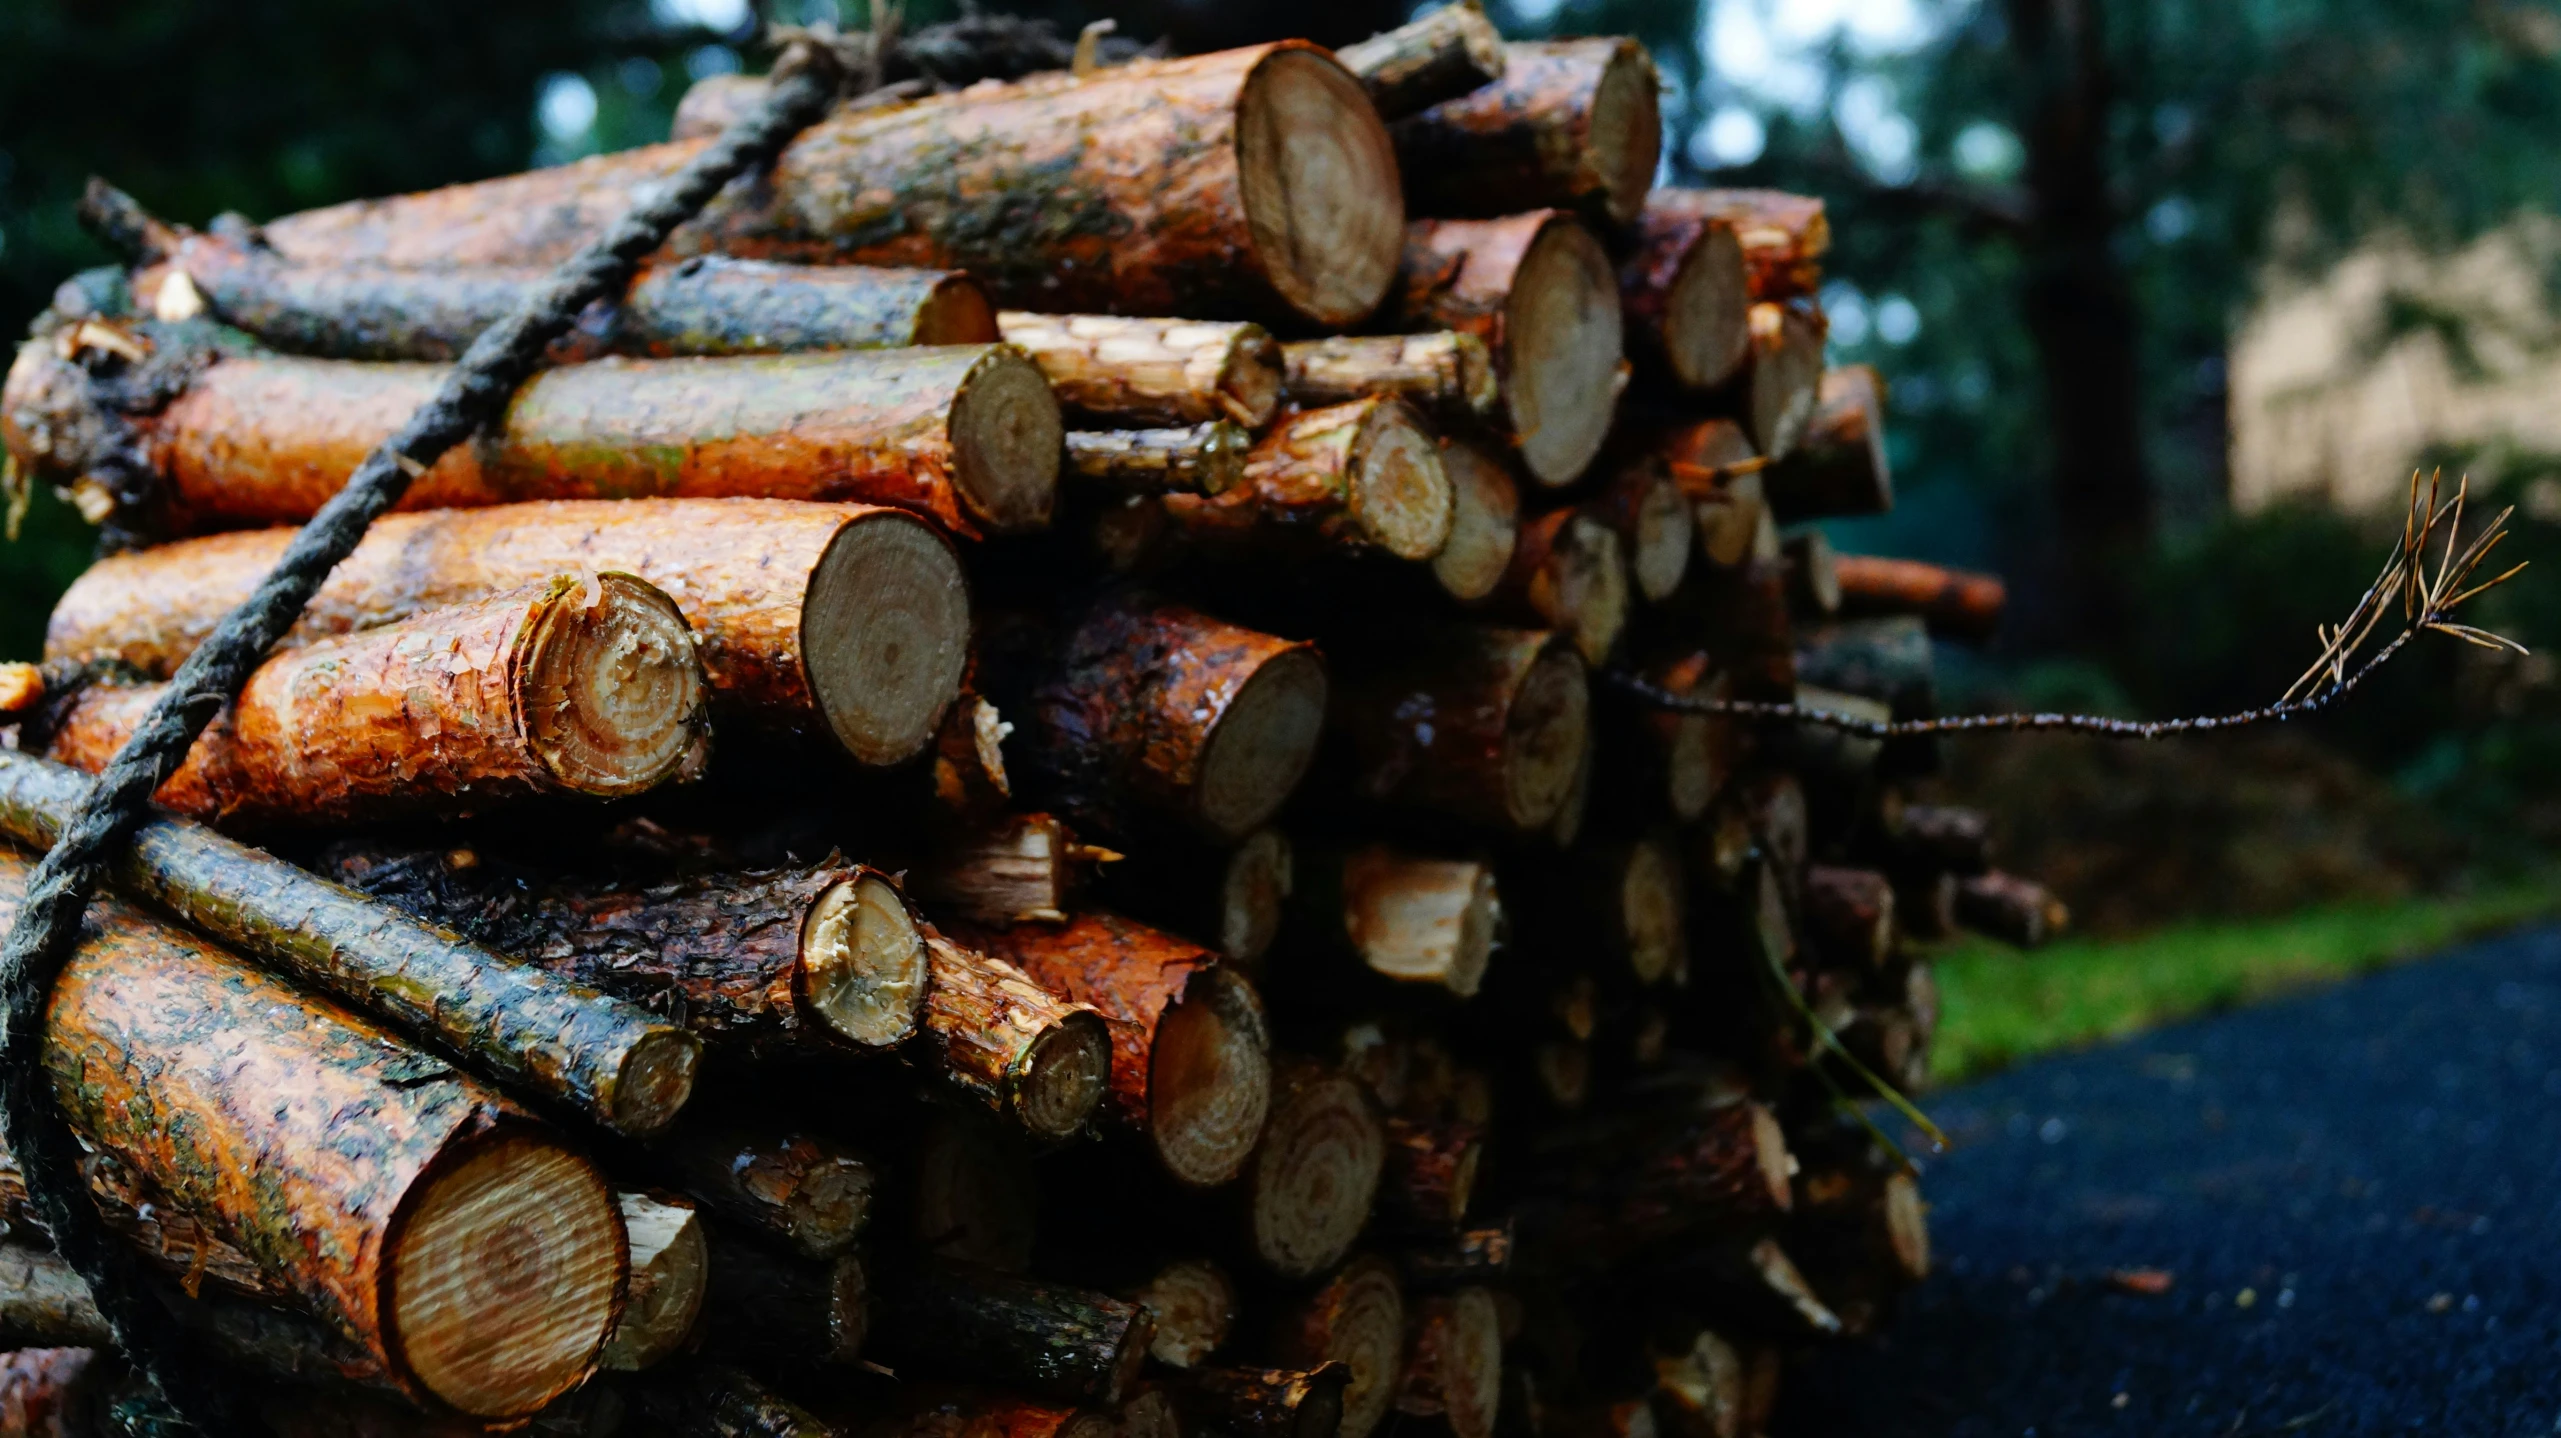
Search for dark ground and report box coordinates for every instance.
[1772,923,2561,1437]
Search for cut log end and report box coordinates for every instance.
[1627,471,1695,603]
[803,871,930,1048]
[1748,1105,1794,1214]
[1585,46,1664,227]
[1664,222,1751,389]
[1746,303,1825,462]
[1503,643,1591,830]
[919,273,1001,346]
[804,510,972,766]
[1289,1258,1406,1438]
[388,1129,623,1418]
[1622,837,1687,986]
[1882,1172,1931,1280]
[1220,829,1295,965]
[1252,1068,1386,1278]
[611,1029,707,1139]
[1403,1289,1502,1438]
[1510,220,1625,487]
[1432,440,1522,603]
[602,1193,708,1372]
[953,346,1066,533]
[1342,849,1501,999]
[1349,399,1457,562]
[1240,49,1407,328]
[1152,966,1276,1188]
[1535,514,1629,667]
[1137,1258,1237,1369]
[1017,1010,1116,1144]
[1197,646,1331,841]
[523,571,707,797]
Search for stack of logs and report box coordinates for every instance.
[0,5,2069,1435]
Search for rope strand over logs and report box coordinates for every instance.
[0,25,890,1432]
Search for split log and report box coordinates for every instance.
[875,1262,1154,1406]
[1129,1258,1237,1370]
[1175,1364,1349,1438]
[1338,3,1508,119]
[1485,509,1628,666]
[1379,1117,1483,1229]
[1621,196,1751,390]
[44,498,973,766]
[1432,437,1524,604]
[1387,213,1623,488]
[1335,626,1590,834]
[1731,302,1825,463]
[1397,1222,1513,1292]
[920,934,1116,1143]
[1162,398,1454,562]
[602,1193,709,1373]
[1281,334,1499,427]
[1272,1256,1405,1438]
[698,1225,869,1373]
[42,575,707,828]
[1801,868,1896,972]
[4,340,1061,539]
[324,849,931,1057]
[1395,1289,1501,1438]
[656,1123,874,1261]
[909,1108,1040,1272]
[1090,828,1294,969]
[0,1349,109,1438]
[0,1249,109,1351]
[1766,367,1891,520]
[0,854,624,1418]
[0,749,698,1137]
[1394,40,1661,226]
[1880,803,1992,874]
[635,1360,838,1438]
[915,813,1118,928]
[1589,461,1694,605]
[1956,872,2069,948]
[1515,1103,1792,1278]
[1832,555,2007,642]
[957,912,1272,1189]
[1317,846,1503,998]
[998,313,1283,428]
[1066,424,1251,498]
[929,681,1014,826]
[1674,191,1827,300]
[1248,1060,1386,1279]
[984,593,1329,843]
[261,45,1406,328]
[1782,531,1842,616]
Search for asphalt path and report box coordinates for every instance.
[1773,923,2561,1437]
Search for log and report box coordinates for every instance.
[1881,803,1992,874]
[1832,555,2006,642]
[602,1193,710,1372]
[1337,3,1507,119]
[1782,531,1842,616]
[1396,1222,1512,1292]
[1649,1330,1743,1438]
[0,854,624,1418]
[1621,196,1751,391]
[1161,398,1454,562]
[1549,724,1597,848]
[1601,651,1728,823]
[1675,191,1827,300]
[985,593,1329,843]
[1801,867,1896,972]
[1516,1103,1791,1278]
[915,813,1118,928]
[1175,1364,1349,1438]
[1589,461,1694,605]
[0,1249,109,1351]
[261,45,1406,328]
[636,1360,839,1438]
[1324,846,1502,998]
[1248,1060,1386,1279]
[956,912,1272,1188]
[875,1262,1154,1406]
[1336,626,1590,834]
[1386,213,1623,488]
[1731,302,1825,463]
[698,1225,869,1373]
[1065,424,1251,498]
[44,499,972,767]
[1393,40,1661,226]
[1766,367,1892,520]
[0,749,698,1137]
[0,1349,109,1438]
[1653,416,1759,479]
[998,313,1283,429]
[920,934,1116,1143]
[3,340,1061,539]
[1431,437,1524,604]
[1281,334,1500,427]
[1129,1258,1237,1370]
[43,575,707,828]
[1394,1289,1501,1438]
[1271,1256,1405,1438]
[324,849,932,1057]
[1956,872,2069,948]
[933,682,1015,830]
[1486,508,1628,667]
[1379,1117,1483,1229]
[656,1123,874,1262]
[1090,828,1294,970]
[1675,1239,1840,1341]
[910,1108,1040,1273]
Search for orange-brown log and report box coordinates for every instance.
[1337,3,1508,119]
[1394,1288,1501,1438]
[1335,626,1590,834]
[260,46,1406,328]
[1281,333,1500,428]
[919,934,1117,1143]
[1431,436,1524,604]
[1090,828,1293,970]
[1247,1059,1385,1279]
[1321,846,1503,999]
[1730,301,1825,462]
[998,313,1283,428]
[1273,1257,1406,1438]
[1393,40,1661,226]
[1379,1117,1483,1229]
[1832,555,2007,642]
[1622,195,1752,390]
[1174,1364,1349,1438]
[1066,423,1252,498]
[915,812,1119,927]
[1485,508,1628,666]
[1956,871,2069,949]
[1589,459,1695,604]
[1385,213,1623,488]
[1801,866,1896,971]
[1767,367,1892,520]
[1161,398,1454,562]
[42,575,705,828]
[955,912,1272,1188]
[1673,190,1829,300]
[44,499,971,766]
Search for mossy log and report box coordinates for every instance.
[1673,190,1828,300]
[919,934,1116,1143]
[1065,424,1251,498]
[1483,507,1628,667]
[258,45,1405,329]
[1270,1256,1405,1438]
[42,575,706,828]
[1281,333,1500,429]
[1159,398,1454,563]
[1832,555,2006,642]
[998,313,1282,429]
[43,498,971,767]
[1622,194,1752,390]
[1767,367,1891,520]
[1334,626,1590,834]
[1337,2,1507,119]
[1393,39,1661,226]
[874,1262,1154,1406]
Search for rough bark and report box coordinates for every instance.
[1066,424,1251,498]
[43,575,707,828]
[998,313,1282,429]
[1176,1364,1349,1438]
[1089,828,1294,970]
[1281,334,1499,428]
[1955,871,2069,948]
[0,748,698,1138]
[1801,867,1896,972]
[1394,1289,1501,1438]
[1675,191,1828,300]
[43,498,972,767]
[1272,1256,1405,1438]
[1485,507,1628,666]
[1729,302,1825,463]
[1767,367,1891,520]
[874,1262,1154,1406]
[1337,3,1507,119]
[698,1225,868,1374]
[260,45,1406,329]
[1378,1117,1482,1229]
[914,812,1115,927]
[1622,196,1752,390]
[1385,214,1623,488]
[1831,555,2007,642]
[1246,1058,1385,1279]
[1160,398,1454,562]
[918,934,1115,1144]
[954,911,1271,1188]
[1393,40,1660,226]
[602,1193,708,1372]
[654,1123,874,1262]
[1334,626,1590,834]
[1431,436,1524,605]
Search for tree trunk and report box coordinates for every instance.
[1334,625,1591,834]
[918,934,1116,1145]
[997,313,1282,429]
[43,498,972,767]
[1766,367,1892,520]
[873,1262,1154,1406]
[1622,195,1752,390]
[1281,334,1499,428]
[1393,40,1661,227]
[1336,3,1507,119]
[1270,1255,1406,1438]
[1160,398,1454,562]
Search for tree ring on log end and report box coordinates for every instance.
[1629,471,1695,602]
[609,1028,704,1139]
[917,274,1001,346]
[1219,829,1294,965]
[1150,966,1274,1188]
[803,510,971,766]
[1500,644,1589,831]
[520,572,704,797]
[1431,441,1521,603]
[1427,1289,1504,1438]
[801,871,929,1048]
[1621,837,1686,987]
[1195,647,1329,841]
[1664,222,1749,389]
[1302,1257,1405,1438]
[1507,220,1623,487]
[386,1129,622,1418]
[1251,1071,1384,1278]
[1585,47,1664,227]
[952,345,1064,533]
[1136,1258,1237,1369]
[1345,399,1454,561]
[1015,1009,1112,1143]
[1883,1171,1931,1280]
[1239,48,1406,328]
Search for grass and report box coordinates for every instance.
[1927,876,2561,1084]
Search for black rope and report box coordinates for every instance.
[0,33,866,1435]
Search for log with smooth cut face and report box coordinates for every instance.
[1495,508,1629,667]
[1432,438,1523,603]
[1394,39,1663,227]
[1742,302,1826,462]
[1503,641,1594,830]
[1337,626,1590,834]
[1248,1061,1385,1279]
[1219,829,1296,967]
[1767,365,1893,520]
[805,506,976,765]
[1136,1257,1239,1369]
[655,1124,874,1262]
[1619,836,1689,987]
[1623,192,1753,389]
[920,935,1115,1143]
[1396,1289,1503,1438]
[1179,397,1455,561]
[1275,1255,1406,1438]
[1238,48,1411,327]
